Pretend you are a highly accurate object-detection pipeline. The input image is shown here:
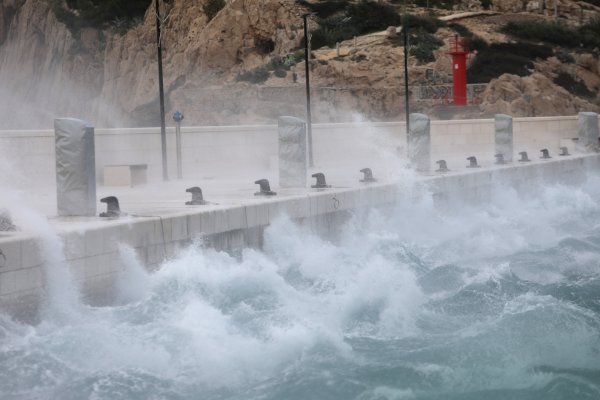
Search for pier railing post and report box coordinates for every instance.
[408,113,431,172]
[54,118,96,216]
[577,112,599,151]
[278,116,308,188]
[495,114,513,162]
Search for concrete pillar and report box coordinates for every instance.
[577,112,599,151]
[408,113,431,172]
[278,116,307,188]
[495,114,513,162]
[55,118,96,216]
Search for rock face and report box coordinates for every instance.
[479,73,599,117]
[0,0,305,128]
[0,0,598,129]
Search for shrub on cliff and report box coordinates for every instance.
[467,43,552,83]
[554,72,595,100]
[501,19,600,50]
[203,0,225,22]
[309,1,402,49]
[53,0,150,34]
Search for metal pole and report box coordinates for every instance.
[403,18,410,139]
[175,121,182,179]
[156,0,168,181]
[303,13,314,167]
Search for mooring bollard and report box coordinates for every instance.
[466,156,480,168]
[254,179,277,196]
[185,187,208,205]
[359,168,377,182]
[540,149,551,159]
[99,196,121,218]
[311,172,330,188]
[495,154,506,164]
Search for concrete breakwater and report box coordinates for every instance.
[1,153,598,320]
[0,113,599,321]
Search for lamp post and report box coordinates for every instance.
[173,111,184,179]
[155,0,168,181]
[303,13,315,167]
[403,12,410,140]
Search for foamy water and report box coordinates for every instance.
[1,177,600,399]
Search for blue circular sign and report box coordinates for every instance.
[173,111,184,122]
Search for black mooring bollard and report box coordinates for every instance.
[540,149,551,159]
[254,179,277,196]
[560,146,570,156]
[436,160,449,172]
[99,196,121,217]
[185,187,208,205]
[311,172,330,188]
[466,156,480,168]
[359,168,377,183]
[519,151,530,162]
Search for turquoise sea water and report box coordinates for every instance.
[1,177,600,399]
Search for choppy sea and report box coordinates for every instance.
[1,176,600,399]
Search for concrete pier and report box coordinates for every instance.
[0,114,599,320]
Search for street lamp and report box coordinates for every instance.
[303,13,315,167]
[155,0,168,181]
[402,14,410,139]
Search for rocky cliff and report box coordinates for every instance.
[0,0,598,129]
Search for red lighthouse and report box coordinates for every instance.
[448,35,469,106]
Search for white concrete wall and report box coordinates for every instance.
[1,115,593,188]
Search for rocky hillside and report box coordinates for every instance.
[0,0,598,128]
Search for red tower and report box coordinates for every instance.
[448,36,469,106]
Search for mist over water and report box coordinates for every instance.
[1,177,600,399]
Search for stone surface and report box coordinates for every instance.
[495,114,513,162]
[578,112,600,151]
[278,116,307,188]
[479,73,598,118]
[408,113,431,172]
[55,118,97,217]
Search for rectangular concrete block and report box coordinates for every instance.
[55,118,96,216]
[103,164,148,187]
[0,239,22,272]
[278,116,307,188]
[408,113,431,172]
[577,112,599,150]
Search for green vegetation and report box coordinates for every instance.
[296,0,349,18]
[53,0,150,33]
[203,0,225,22]
[236,54,299,84]
[555,49,575,64]
[500,19,600,50]
[554,72,596,100]
[388,14,446,64]
[310,1,402,49]
[448,22,488,52]
[236,67,270,84]
[409,0,455,10]
[410,31,444,63]
[468,42,553,83]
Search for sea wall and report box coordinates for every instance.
[0,115,589,187]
